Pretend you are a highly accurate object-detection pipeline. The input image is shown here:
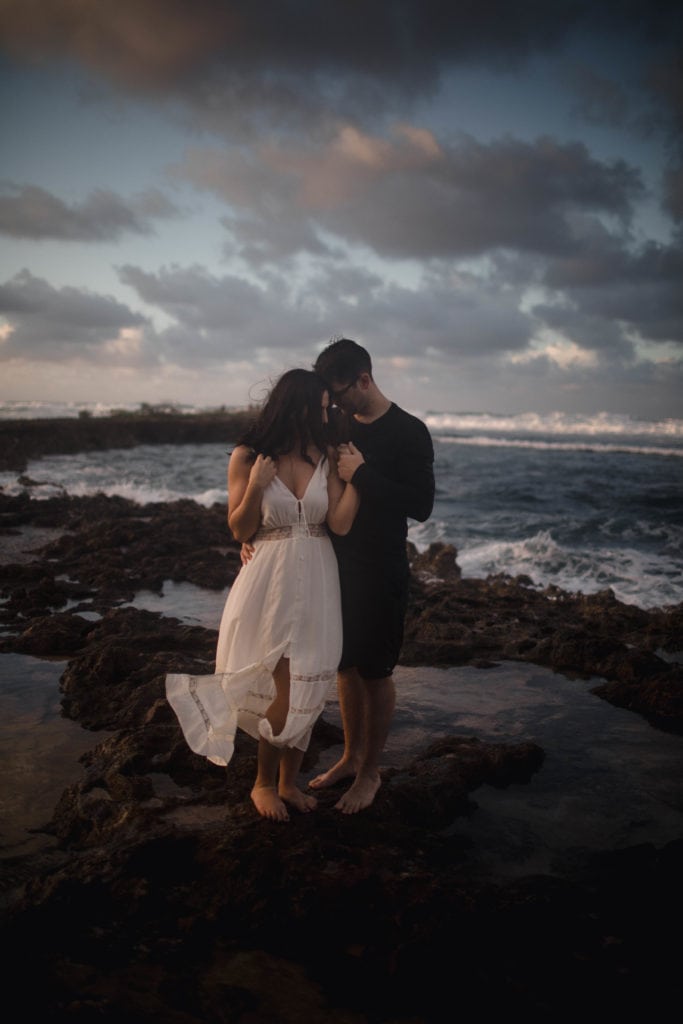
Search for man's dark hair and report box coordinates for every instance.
[314,338,372,387]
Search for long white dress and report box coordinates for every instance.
[165,457,342,766]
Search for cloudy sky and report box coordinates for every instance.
[1,0,681,418]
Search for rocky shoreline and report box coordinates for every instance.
[1,437,682,1017]
[0,409,254,473]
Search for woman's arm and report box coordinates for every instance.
[326,446,360,536]
[227,445,277,542]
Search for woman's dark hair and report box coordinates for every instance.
[237,369,328,464]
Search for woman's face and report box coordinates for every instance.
[321,389,330,424]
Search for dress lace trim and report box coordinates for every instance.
[189,677,212,730]
[254,523,327,540]
[238,700,326,719]
[185,670,337,735]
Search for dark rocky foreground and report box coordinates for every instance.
[1,487,682,1021]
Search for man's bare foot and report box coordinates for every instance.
[335,772,381,814]
[279,785,317,813]
[308,757,357,790]
[251,785,289,821]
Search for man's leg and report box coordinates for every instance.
[308,667,365,789]
[335,674,395,814]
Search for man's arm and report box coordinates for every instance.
[349,421,435,523]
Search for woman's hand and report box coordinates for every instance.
[240,542,255,566]
[327,444,361,536]
[249,454,277,489]
[227,446,274,544]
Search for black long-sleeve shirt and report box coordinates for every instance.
[330,402,435,570]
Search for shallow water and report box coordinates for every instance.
[310,662,683,877]
[0,653,105,859]
[121,580,228,629]
[2,581,682,880]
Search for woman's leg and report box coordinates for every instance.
[250,657,291,821]
[271,657,317,811]
[279,745,317,812]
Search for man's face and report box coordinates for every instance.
[329,376,361,413]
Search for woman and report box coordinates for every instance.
[166,369,359,821]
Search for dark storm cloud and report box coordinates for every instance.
[663,167,683,222]
[568,49,683,218]
[119,263,285,334]
[177,132,643,262]
[0,184,180,241]
[643,55,683,146]
[323,136,642,260]
[0,269,151,360]
[1,0,681,410]
[220,213,333,264]
[0,1,585,85]
[568,67,632,128]
[1,0,679,129]
[298,259,534,357]
[117,262,324,361]
[530,303,636,362]
[544,238,683,344]
[117,258,533,366]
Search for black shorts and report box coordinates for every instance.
[337,558,410,680]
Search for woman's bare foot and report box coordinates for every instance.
[279,785,317,813]
[308,757,357,790]
[335,772,381,814]
[251,785,289,821]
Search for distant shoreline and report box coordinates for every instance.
[0,409,255,473]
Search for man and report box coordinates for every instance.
[310,338,435,813]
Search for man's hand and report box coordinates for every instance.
[240,542,255,566]
[337,442,364,483]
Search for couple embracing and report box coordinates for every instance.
[166,338,435,820]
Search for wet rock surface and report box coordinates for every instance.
[405,542,683,734]
[1,492,681,1020]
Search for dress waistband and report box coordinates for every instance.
[254,523,328,541]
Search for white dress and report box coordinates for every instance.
[165,457,342,766]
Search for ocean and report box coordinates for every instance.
[1,402,681,610]
[1,401,682,868]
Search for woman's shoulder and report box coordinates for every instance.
[229,444,256,469]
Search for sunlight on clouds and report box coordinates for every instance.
[333,122,442,167]
[103,326,144,357]
[512,332,598,369]
[0,323,15,345]
[543,341,598,369]
[333,125,392,168]
[269,120,443,209]
[386,355,415,370]
[626,333,681,364]
[518,285,555,314]
[393,123,442,159]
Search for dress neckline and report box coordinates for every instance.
[274,456,323,502]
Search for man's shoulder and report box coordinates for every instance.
[388,403,433,441]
